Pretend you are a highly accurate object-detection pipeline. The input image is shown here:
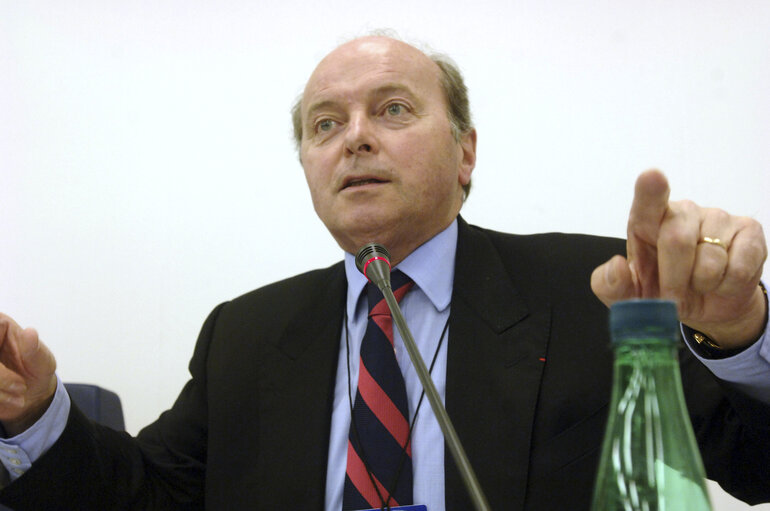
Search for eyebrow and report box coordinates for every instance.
[370,83,419,103]
[304,83,421,124]
[304,99,340,125]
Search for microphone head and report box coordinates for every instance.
[355,243,392,289]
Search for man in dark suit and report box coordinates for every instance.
[0,35,768,510]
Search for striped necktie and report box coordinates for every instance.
[343,270,415,510]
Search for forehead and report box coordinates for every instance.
[302,38,443,115]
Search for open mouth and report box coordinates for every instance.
[343,177,387,189]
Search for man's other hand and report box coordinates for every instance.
[0,314,57,436]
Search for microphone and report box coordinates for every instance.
[354,243,392,291]
[355,243,492,511]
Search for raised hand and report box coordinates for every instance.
[591,170,768,349]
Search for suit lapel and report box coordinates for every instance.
[276,264,347,361]
[263,263,348,507]
[445,218,551,511]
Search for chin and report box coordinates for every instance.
[328,216,399,253]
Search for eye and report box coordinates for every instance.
[386,103,405,116]
[316,119,336,132]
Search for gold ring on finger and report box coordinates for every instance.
[699,236,728,250]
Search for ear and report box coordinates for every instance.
[457,128,477,186]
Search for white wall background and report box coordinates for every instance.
[1,1,768,509]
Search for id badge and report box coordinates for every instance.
[356,506,427,511]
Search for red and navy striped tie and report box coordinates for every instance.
[343,270,414,510]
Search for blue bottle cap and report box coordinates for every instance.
[609,299,680,343]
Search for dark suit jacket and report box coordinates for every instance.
[2,218,770,510]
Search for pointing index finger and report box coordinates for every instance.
[626,170,671,297]
[628,170,670,243]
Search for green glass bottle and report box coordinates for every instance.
[591,299,713,511]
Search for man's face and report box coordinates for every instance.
[299,37,476,264]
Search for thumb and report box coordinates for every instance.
[18,328,57,381]
[591,255,638,308]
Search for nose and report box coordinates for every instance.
[344,112,377,156]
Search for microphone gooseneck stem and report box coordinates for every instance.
[379,286,492,511]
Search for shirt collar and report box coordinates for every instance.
[344,219,458,318]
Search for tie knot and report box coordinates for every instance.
[365,270,413,314]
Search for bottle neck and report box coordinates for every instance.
[611,339,682,396]
[613,338,678,361]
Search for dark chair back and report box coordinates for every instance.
[64,383,126,431]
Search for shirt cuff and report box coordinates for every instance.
[0,376,71,481]
[683,316,770,405]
